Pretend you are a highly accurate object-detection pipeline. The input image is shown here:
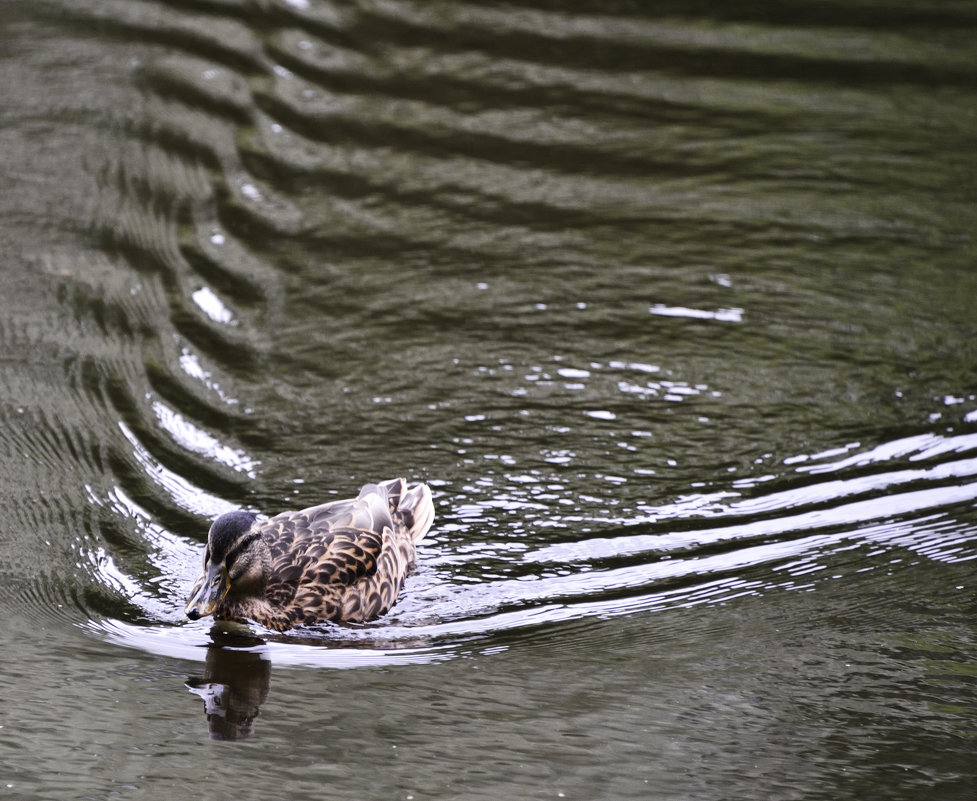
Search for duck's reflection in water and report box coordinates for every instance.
[185,627,270,741]
[184,622,448,738]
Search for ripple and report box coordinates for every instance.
[69,417,977,674]
[649,304,744,323]
[151,400,259,477]
[84,619,458,668]
[190,286,236,325]
[19,0,977,685]
[115,421,240,518]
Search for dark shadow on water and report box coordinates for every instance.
[185,626,271,741]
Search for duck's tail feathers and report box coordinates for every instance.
[388,479,435,542]
[369,478,434,541]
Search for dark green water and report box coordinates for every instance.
[1,0,977,798]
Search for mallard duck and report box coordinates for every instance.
[185,478,434,631]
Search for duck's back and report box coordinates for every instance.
[274,477,432,540]
[249,479,434,629]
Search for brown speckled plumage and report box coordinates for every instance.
[185,478,434,631]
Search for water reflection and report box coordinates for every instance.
[185,627,270,741]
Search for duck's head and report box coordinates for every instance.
[185,511,262,621]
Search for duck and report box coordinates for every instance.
[185,478,434,631]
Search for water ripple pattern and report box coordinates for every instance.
[3,0,975,670]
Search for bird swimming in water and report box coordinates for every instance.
[185,478,434,631]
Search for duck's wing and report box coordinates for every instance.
[258,509,386,609]
[287,484,396,534]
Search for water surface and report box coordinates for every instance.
[1,1,976,798]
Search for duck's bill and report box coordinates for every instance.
[185,564,230,620]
